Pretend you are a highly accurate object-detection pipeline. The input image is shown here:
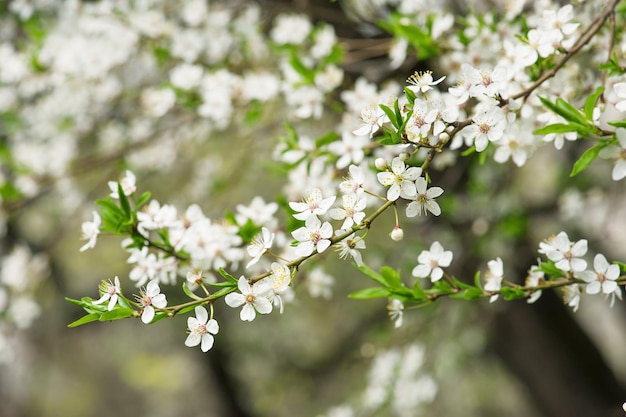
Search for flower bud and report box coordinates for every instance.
[390,226,404,241]
[375,158,388,171]
[438,132,450,143]
[398,152,409,161]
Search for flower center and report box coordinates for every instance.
[245,294,256,304]
[310,232,321,243]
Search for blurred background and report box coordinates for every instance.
[1,0,626,416]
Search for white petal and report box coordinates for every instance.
[425,201,441,216]
[194,306,208,324]
[412,264,431,278]
[225,293,245,308]
[237,276,252,294]
[200,334,215,352]
[152,294,167,308]
[141,306,155,324]
[593,254,609,273]
[240,304,256,321]
[316,239,331,253]
[254,297,273,314]
[295,241,315,257]
[431,268,444,282]
[206,319,219,334]
[185,332,201,347]
[612,160,626,181]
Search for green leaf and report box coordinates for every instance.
[570,140,611,177]
[244,100,263,126]
[118,183,131,217]
[379,104,400,129]
[354,263,388,287]
[584,87,604,120]
[218,268,238,284]
[135,191,152,209]
[68,313,101,328]
[533,123,577,135]
[206,281,239,288]
[608,120,626,128]
[500,286,526,301]
[182,282,204,301]
[538,260,565,278]
[288,52,315,84]
[555,98,588,125]
[412,280,426,300]
[238,219,262,243]
[380,266,403,289]
[474,270,482,289]
[99,308,135,322]
[210,286,238,300]
[349,287,390,299]
[315,132,340,148]
[404,86,417,104]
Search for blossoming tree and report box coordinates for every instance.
[1,0,626,416]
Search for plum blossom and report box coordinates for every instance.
[577,254,621,297]
[406,71,445,94]
[329,194,367,229]
[412,241,453,282]
[562,284,582,312]
[484,258,504,303]
[137,279,167,324]
[406,178,443,217]
[353,102,389,138]
[525,265,544,304]
[185,306,219,352]
[225,276,273,321]
[246,227,275,268]
[538,231,587,272]
[271,14,312,45]
[406,99,438,142]
[79,211,101,252]
[462,106,507,152]
[328,131,369,169]
[339,165,366,196]
[108,170,137,199]
[377,157,422,201]
[289,188,336,221]
[388,299,404,328]
[335,233,366,266]
[93,276,122,311]
[291,216,334,257]
[257,262,292,313]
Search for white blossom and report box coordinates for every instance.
[412,241,453,282]
[185,306,219,352]
[225,276,273,321]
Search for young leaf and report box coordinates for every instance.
[218,268,238,283]
[380,266,403,290]
[533,123,577,135]
[583,87,604,120]
[135,191,152,209]
[67,313,101,328]
[354,263,388,287]
[379,104,400,129]
[349,287,390,299]
[570,140,610,177]
[118,183,131,217]
[99,308,135,321]
[182,282,204,301]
